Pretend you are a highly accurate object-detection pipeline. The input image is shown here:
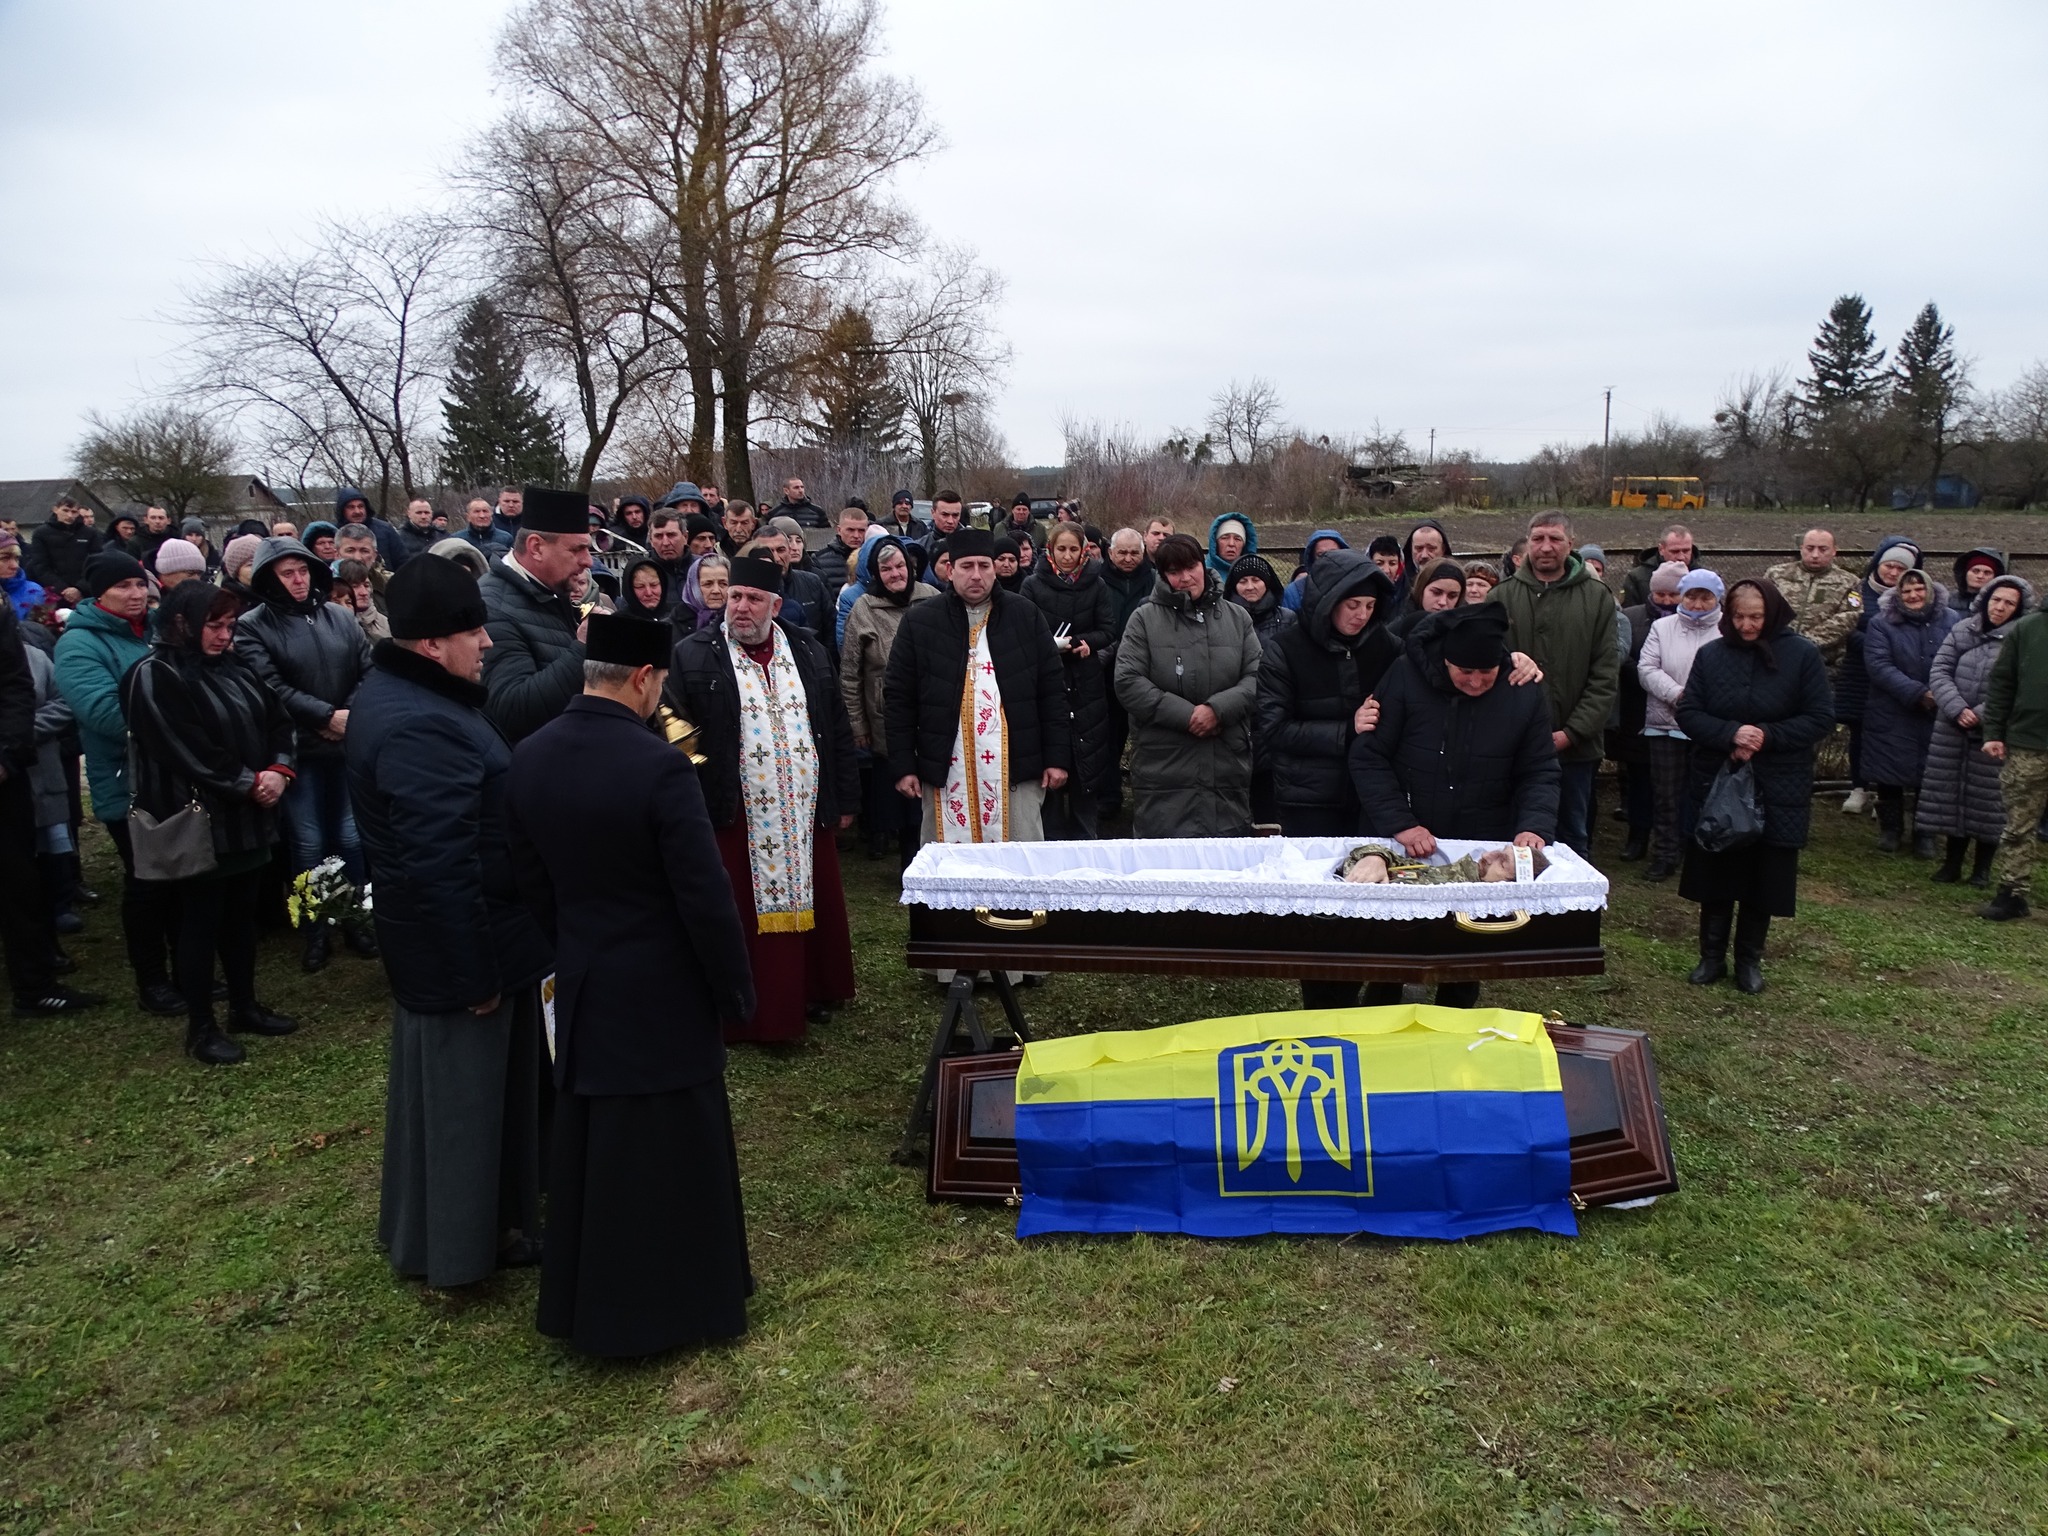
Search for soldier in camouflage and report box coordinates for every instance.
[1764,529,1862,666]
[1980,603,2048,920]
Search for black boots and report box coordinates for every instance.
[229,1003,300,1036]
[1980,884,2032,922]
[1619,832,1648,862]
[1968,841,1998,889]
[139,981,185,1016]
[1931,836,1967,883]
[1732,908,1770,995]
[1688,906,1731,985]
[1875,798,1903,853]
[301,922,332,974]
[1643,855,1677,882]
[1911,828,1939,860]
[186,1017,246,1065]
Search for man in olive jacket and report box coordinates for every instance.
[1488,511,1618,857]
[1980,606,2048,919]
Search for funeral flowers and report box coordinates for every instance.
[287,856,371,930]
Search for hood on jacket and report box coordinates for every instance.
[617,555,674,619]
[1507,549,1594,593]
[860,534,920,606]
[1293,529,1350,585]
[1224,553,1284,623]
[1150,567,1220,613]
[1401,519,1451,575]
[1877,574,1952,623]
[1204,512,1258,579]
[1973,574,2034,626]
[1864,535,1921,583]
[1952,545,2007,594]
[334,486,371,520]
[249,536,332,610]
[1302,548,1393,648]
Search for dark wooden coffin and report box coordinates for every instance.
[927,1021,1677,1210]
[906,903,1603,984]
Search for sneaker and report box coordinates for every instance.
[14,987,105,1016]
[1841,788,1870,815]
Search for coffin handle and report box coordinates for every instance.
[974,907,1049,931]
[1454,909,1531,934]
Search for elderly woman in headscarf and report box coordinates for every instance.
[1636,568,1725,882]
[841,534,936,862]
[1204,513,1257,587]
[1923,573,2033,886]
[1863,565,1958,856]
[1675,579,1834,996]
[1836,536,1920,814]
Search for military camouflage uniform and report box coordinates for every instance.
[1764,559,1863,665]
[1995,749,2048,890]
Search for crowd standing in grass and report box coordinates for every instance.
[7,485,2048,1357]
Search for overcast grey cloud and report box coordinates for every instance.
[3,0,2044,476]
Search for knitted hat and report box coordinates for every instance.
[386,551,490,639]
[222,534,265,578]
[153,538,207,576]
[1440,604,1511,669]
[1577,543,1607,569]
[892,489,914,507]
[180,518,207,537]
[1678,569,1726,601]
[1649,559,1689,596]
[83,551,147,597]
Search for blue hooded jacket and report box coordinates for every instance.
[1281,529,1350,613]
[1204,512,1258,585]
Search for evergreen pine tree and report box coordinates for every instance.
[440,296,570,489]
[1802,293,1887,408]
[805,307,905,455]
[1893,302,1967,501]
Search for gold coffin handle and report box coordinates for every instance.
[974,907,1049,932]
[1454,909,1531,934]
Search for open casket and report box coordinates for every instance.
[900,835,1609,984]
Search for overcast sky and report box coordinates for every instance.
[3,0,2044,477]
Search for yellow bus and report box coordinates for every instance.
[1610,476,1705,511]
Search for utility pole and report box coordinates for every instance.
[1428,427,1436,465]
[1601,387,1613,495]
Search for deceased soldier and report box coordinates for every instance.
[1337,842,1552,886]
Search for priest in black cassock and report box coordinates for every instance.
[508,612,758,1357]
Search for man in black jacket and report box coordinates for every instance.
[663,557,858,1044]
[349,555,550,1289]
[882,528,1069,844]
[480,486,593,744]
[769,475,831,530]
[1349,603,1560,1009]
[809,500,870,611]
[393,497,440,566]
[26,500,100,606]
[233,535,376,972]
[510,613,756,1357]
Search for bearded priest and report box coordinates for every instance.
[664,556,859,1043]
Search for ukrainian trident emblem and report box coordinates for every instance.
[1216,1037,1370,1197]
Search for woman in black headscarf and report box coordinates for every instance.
[121,582,300,1064]
[991,533,1025,593]
[615,555,676,626]
[1674,578,1835,996]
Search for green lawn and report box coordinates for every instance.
[3,805,2045,1534]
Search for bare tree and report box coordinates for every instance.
[880,245,1008,497]
[1710,369,1794,506]
[497,0,935,502]
[1974,361,2048,508]
[459,113,687,492]
[1204,377,1284,467]
[182,219,456,512]
[72,403,238,519]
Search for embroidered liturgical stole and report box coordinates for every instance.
[941,614,1008,842]
[727,629,819,931]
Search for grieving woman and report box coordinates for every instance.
[1675,580,1834,995]
[1635,569,1724,882]
[1389,557,1466,640]
[121,582,301,1064]
[615,555,677,626]
[841,536,938,862]
[1024,522,1117,839]
[1862,566,1958,856]
[1923,575,2033,887]
[680,553,731,635]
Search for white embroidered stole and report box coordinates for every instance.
[727,629,819,932]
[940,614,1008,842]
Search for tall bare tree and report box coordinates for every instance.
[880,245,1007,497]
[1205,377,1284,467]
[497,0,933,502]
[182,219,456,512]
[1710,369,1795,506]
[72,404,237,518]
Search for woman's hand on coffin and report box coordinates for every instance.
[896,774,923,798]
[1353,697,1380,733]
[1513,831,1547,850]
[1041,767,1069,790]
[1507,651,1544,686]
[1395,825,1437,857]
[1187,704,1221,738]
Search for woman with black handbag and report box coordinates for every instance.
[1675,579,1835,996]
[122,582,300,1064]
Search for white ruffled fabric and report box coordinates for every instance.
[899,836,1610,921]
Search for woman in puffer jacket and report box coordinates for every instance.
[1635,568,1725,882]
[1922,574,2033,886]
[1861,567,1958,856]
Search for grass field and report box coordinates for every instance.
[4,803,2046,1534]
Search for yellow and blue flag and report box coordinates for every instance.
[1013,1005,1575,1241]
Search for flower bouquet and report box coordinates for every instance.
[287,856,371,930]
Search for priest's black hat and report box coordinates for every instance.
[1439,604,1512,669]
[947,528,994,561]
[727,555,784,594]
[520,485,591,535]
[584,612,673,670]
[386,550,490,639]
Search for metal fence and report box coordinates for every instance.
[1260,546,2048,595]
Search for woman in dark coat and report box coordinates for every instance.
[1023,522,1116,838]
[1836,536,1919,812]
[1862,567,1958,856]
[1226,552,1296,823]
[1389,556,1467,641]
[121,581,300,1064]
[1923,575,2032,886]
[1675,579,1835,996]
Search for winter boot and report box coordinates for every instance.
[1619,832,1648,862]
[1968,841,1998,889]
[301,921,332,974]
[185,1015,247,1066]
[1732,908,1770,995]
[229,1002,299,1036]
[1911,825,1939,860]
[1842,786,1870,815]
[1930,836,1967,883]
[1875,798,1903,853]
[341,920,379,960]
[1979,884,2032,922]
[1688,905,1732,986]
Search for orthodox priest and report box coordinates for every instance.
[349,555,549,1288]
[508,613,757,1356]
[664,556,858,1043]
[882,528,1070,842]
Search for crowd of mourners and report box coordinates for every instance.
[10,478,2047,1358]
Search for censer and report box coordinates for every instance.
[653,704,708,765]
